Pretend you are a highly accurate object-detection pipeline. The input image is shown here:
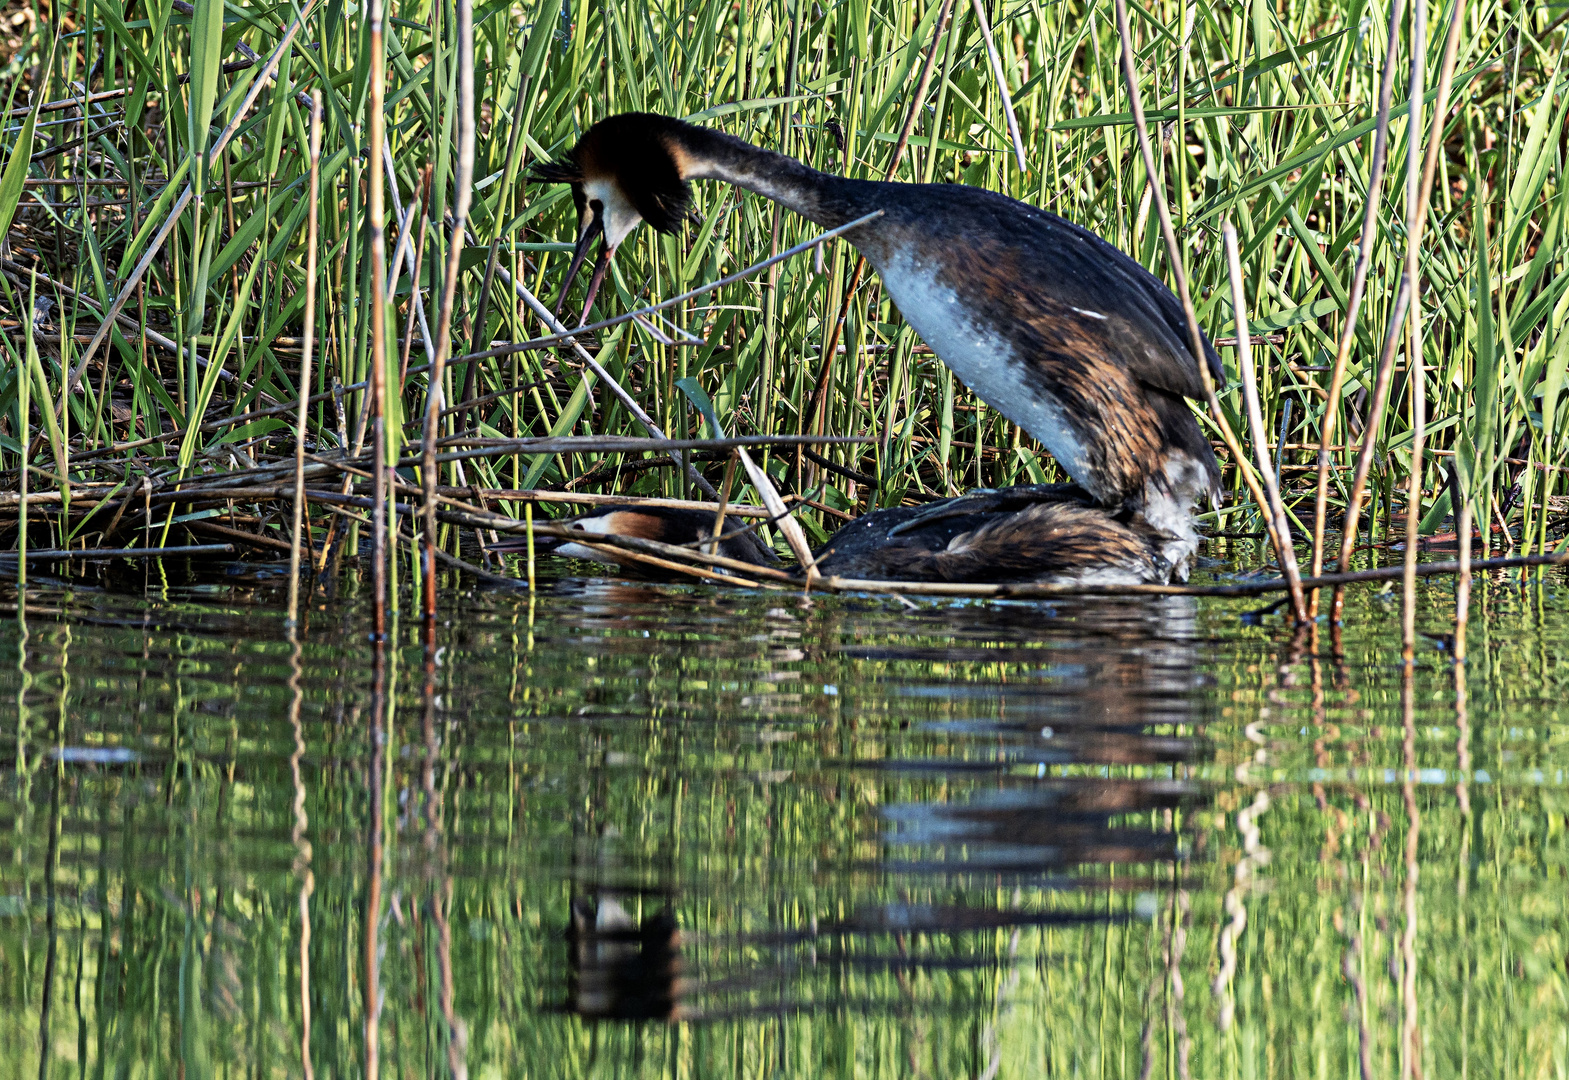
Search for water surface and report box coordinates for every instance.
[2,559,1566,1078]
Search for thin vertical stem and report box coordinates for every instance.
[1111,0,1276,543]
[16,274,31,588]
[524,502,536,591]
[709,454,739,555]
[288,94,323,627]
[1308,0,1408,604]
[367,0,390,638]
[1416,0,1472,635]
[969,0,1027,173]
[1332,279,1411,617]
[1401,0,1427,663]
[1224,222,1308,622]
[425,0,477,618]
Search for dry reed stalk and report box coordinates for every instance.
[1332,279,1412,618]
[367,0,391,639]
[432,433,872,453]
[1417,0,1473,645]
[381,145,433,363]
[437,489,771,517]
[737,446,816,581]
[287,93,323,627]
[1110,0,1280,553]
[969,0,1027,174]
[423,0,477,622]
[709,455,738,555]
[1307,0,1408,603]
[1400,0,1428,664]
[1224,222,1308,622]
[463,212,884,362]
[523,519,797,581]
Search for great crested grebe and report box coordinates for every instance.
[495,484,1173,586]
[532,112,1223,565]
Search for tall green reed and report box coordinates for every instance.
[0,0,1562,586]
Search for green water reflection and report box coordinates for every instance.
[1,567,1566,1078]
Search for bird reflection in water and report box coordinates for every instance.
[565,894,687,1022]
[558,596,1209,1024]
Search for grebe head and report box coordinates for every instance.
[533,113,699,320]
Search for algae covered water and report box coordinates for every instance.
[1,565,1566,1078]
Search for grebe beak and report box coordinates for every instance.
[554,208,610,326]
[576,238,614,328]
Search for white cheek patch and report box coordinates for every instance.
[583,178,643,250]
[545,515,625,567]
[570,514,620,536]
[875,251,1092,486]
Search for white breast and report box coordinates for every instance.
[874,251,1090,485]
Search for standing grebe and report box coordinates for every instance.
[532,113,1222,568]
[495,484,1172,586]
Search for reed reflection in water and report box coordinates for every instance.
[1,567,1566,1078]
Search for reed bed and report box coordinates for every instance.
[0,0,1564,620]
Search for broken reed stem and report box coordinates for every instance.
[1307,0,1407,606]
[1401,0,1427,663]
[1332,278,1413,619]
[737,446,816,580]
[1110,0,1279,549]
[1223,222,1308,622]
[287,93,323,627]
[424,0,476,624]
[368,0,390,639]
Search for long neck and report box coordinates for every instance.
[670,123,864,228]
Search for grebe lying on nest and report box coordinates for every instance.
[492,484,1177,586]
